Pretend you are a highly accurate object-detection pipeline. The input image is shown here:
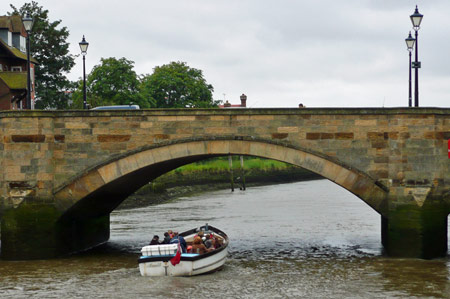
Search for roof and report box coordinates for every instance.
[0,16,13,30]
[0,38,38,64]
[218,100,245,108]
[0,71,27,90]
[0,15,24,33]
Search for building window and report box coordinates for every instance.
[31,67,34,91]
[20,35,26,53]
[12,66,22,72]
[0,64,2,71]
[7,31,12,47]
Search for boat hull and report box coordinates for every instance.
[139,246,228,276]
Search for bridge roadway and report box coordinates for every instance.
[0,108,449,260]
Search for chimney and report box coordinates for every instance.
[240,94,247,107]
[224,100,231,107]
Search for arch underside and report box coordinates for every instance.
[54,139,388,219]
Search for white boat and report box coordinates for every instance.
[138,225,229,276]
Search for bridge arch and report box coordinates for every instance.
[54,138,388,218]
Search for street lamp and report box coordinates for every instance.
[405,32,415,107]
[410,5,423,107]
[22,14,33,110]
[79,35,89,109]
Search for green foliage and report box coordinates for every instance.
[9,4,218,110]
[140,61,220,108]
[172,157,295,174]
[9,1,75,109]
[71,57,151,109]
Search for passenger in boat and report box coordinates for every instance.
[161,232,171,244]
[204,234,213,249]
[170,232,187,253]
[211,236,222,249]
[191,236,213,254]
[149,235,160,245]
[197,231,207,245]
[168,230,174,238]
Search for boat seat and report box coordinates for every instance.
[141,244,178,256]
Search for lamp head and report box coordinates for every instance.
[405,31,415,51]
[22,14,33,32]
[410,5,423,30]
[79,35,89,55]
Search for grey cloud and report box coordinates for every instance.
[1,0,448,107]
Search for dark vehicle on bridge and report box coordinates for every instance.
[91,105,140,110]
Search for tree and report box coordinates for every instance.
[9,1,75,109]
[140,61,219,108]
[71,57,149,109]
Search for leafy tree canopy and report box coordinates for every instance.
[140,61,219,108]
[9,1,75,109]
[71,57,149,109]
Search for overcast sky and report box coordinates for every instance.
[2,0,449,108]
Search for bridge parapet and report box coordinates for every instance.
[0,108,449,259]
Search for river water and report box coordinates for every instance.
[1,179,449,298]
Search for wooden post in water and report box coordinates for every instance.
[240,155,246,191]
[228,155,234,192]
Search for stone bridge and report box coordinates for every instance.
[0,108,449,260]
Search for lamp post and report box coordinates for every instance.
[405,32,415,107]
[410,5,423,107]
[79,36,89,109]
[22,14,33,110]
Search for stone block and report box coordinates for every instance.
[272,133,288,140]
[140,122,154,129]
[157,116,178,122]
[166,143,191,160]
[367,132,388,140]
[207,140,230,155]
[251,115,274,121]
[97,135,131,142]
[97,162,121,185]
[5,166,21,173]
[205,127,236,135]
[334,167,358,190]
[99,142,128,152]
[117,155,139,176]
[65,122,90,129]
[229,140,251,155]
[185,141,208,156]
[278,127,299,133]
[11,135,45,143]
[334,132,354,140]
[151,147,173,164]
[5,172,26,181]
[210,115,226,121]
[36,173,53,181]
[306,133,321,140]
[302,154,327,174]
[355,119,377,126]
[283,148,306,167]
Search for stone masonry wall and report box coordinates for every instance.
[0,108,449,209]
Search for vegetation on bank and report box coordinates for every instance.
[119,157,321,209]
[173,156,290,173]
[141,157,319,192]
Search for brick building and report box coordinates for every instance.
[0,15,37,110]
[219,93,247,108]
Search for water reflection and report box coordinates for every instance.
[0,180,449,298]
